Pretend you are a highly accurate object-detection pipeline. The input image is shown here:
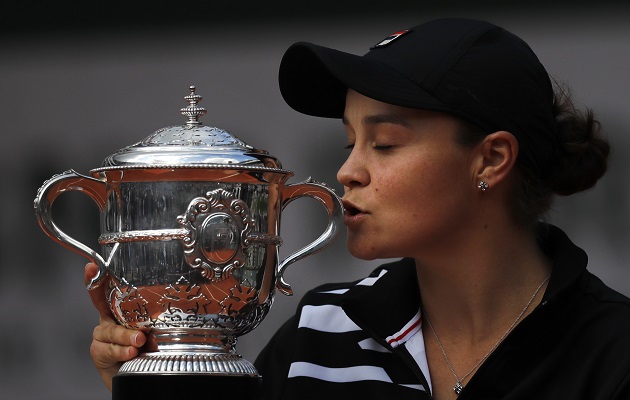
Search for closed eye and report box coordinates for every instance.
[373,145,395,151]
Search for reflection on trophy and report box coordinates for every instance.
[34,86,344,399]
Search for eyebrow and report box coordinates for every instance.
[342,113,413,129]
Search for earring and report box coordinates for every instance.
[478,180,489,191]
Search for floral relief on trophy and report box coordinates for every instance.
[109,284,152,330]
[156,278,214,328]
[178,188,255,282]
[220,283,257,317]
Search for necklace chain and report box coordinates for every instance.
[424,274,551,396]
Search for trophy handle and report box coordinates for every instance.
[276,177,344,296]
[34,169,109,289]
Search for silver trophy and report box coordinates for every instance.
[34,86,343,386]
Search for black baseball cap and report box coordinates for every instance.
[278,18,559,178]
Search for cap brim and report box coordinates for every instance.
[278,42,448,119]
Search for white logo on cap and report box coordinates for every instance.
[370,29,411,49]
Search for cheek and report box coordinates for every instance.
[392,156,470,215]
[371,148,471,205]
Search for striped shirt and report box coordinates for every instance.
[255,258,432,399]
[255,225,630,400]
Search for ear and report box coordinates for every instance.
[474,131,519,190]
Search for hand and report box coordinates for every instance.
[84,263,146,391]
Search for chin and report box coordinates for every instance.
[346,240,390,261]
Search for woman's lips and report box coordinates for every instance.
[342,200,366,227]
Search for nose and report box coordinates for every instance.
[337,148,370,189]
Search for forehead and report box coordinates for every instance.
[343,89,463,129]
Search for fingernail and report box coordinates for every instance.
[131,333,140,346]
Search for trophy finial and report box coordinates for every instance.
[180,85,207,126]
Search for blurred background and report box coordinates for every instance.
[2,1,629,399]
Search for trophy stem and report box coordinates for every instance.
[151,328,238,352]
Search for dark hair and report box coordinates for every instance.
[455,82,610,225]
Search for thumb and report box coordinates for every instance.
[84,262,114,321]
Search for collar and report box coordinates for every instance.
[340,223,589,348]
[535,223,588,304]
[341,258,421,349]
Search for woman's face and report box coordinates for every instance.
[338,90,480,261]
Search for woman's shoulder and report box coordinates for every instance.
[556,270,630,358]
[579,270,630,310]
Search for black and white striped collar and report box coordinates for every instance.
[341,258,421,350]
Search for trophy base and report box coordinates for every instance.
[118,351,259,375]
[112,374,263,400]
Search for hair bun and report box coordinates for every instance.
[548,85,610,196]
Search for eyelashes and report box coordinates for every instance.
[344,144,395,151]
[373,145,395,151]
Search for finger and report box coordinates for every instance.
[90,337,140,364]
[84,262,113,319]
[94,321,146,348]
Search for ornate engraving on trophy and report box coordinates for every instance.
[157,278,214,328]
[110,275,259,332]
[178,188,255,282]
[143,125,248,147]
[114,285,152,329]
[200,213,240,263]
[221,283,256,317]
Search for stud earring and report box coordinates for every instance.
[478,180,489,191]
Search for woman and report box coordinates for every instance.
[86,18,630,399]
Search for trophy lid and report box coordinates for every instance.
[96,86,287,172]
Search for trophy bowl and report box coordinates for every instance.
[34,86,343,382]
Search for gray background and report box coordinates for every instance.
[2,3,629,399]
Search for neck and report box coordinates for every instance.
[415,221,552,343]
